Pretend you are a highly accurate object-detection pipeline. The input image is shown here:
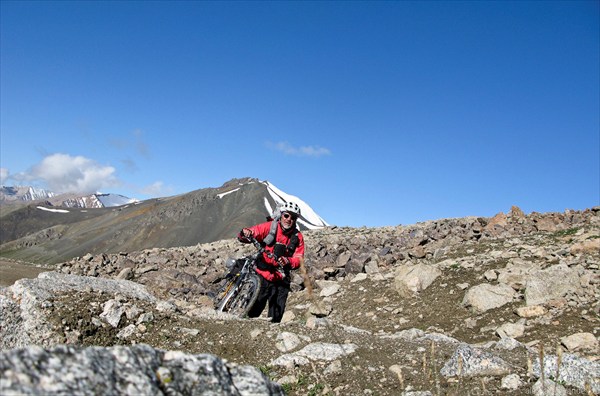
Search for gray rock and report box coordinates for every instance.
[440,344,513,377]
[531,378,567,396]
[0,344,284,395]
[350,273,368,282]
[115,267,133,280]
[0,272,156,349]
[484,269,498,281]
[501,373,522,390]
[335,251,352,268]
[345,258,365,274]
[99,299,125,328]
[116,324,137,339]
[560,332,599,352]
[269,354,310,369]
[394,263,441,296]
[137,312,155,324]
[309,302,333,317]
[275,332,301,353]
[364,260,380,275]
[324,360,342,374]
[532,352,600,393]
[494,337,524,351]
[462,283,517,313]
[319,284,341,297]
[496,322,525,339]
[524,264,581,306]
[294,342,357,361]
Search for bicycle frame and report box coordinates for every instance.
[214,236,284,314]
[215,240,263,312]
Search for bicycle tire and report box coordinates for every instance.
[224,273,261,317]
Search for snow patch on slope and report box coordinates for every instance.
[217,188,240,199]
[37,206,69,213]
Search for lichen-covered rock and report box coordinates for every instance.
[0,344,284,396]
[440,344,512,377]
[532,352,600,394]
[0,272,157,349]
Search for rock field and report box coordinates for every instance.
[1,206,599,395]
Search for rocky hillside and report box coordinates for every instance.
[1,206,599,395]
[0,178,326,264]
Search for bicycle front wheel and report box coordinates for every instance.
[214,277,237,312]
[226,273,261,317]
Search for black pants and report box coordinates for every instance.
[247,276,290,323]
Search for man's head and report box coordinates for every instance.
[279,201,301,230]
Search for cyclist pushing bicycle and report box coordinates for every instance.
[237,201,305,323]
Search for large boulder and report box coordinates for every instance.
[0,272,157,349]
[532,351,600,393]
[394,262,442,297]
[462,283,517,313]
[0,343,283,395]
[441,344,512,377]
[524,264,581,306]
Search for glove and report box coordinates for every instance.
[277,256,290,267]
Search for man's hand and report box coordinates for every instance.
[277,257,290,267]
[238,228,254,243]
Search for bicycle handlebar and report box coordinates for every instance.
[246,236,286,276]
[248,236,278,260]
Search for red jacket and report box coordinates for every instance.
[238,220,305,282]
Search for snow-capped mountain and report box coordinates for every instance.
[0,186,56,202]
[60,193,138,209]
[263,181,329,230]
[218,178,329,230]
[0,186,138,208]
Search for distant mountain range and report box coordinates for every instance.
[0,178,328,264]
[0,186,56,202]
[0,186,137,209]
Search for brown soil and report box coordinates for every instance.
[0,259,50,287]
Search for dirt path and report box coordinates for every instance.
[0,259,50,287]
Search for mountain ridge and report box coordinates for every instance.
[0,185,138,209]
[0,178,327,264]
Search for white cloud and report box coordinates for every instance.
[266,141,331,157]
[298,145,331,157]
[28,153,120,194]
[0,168,8,184]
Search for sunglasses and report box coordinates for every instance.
[282,212,297,220]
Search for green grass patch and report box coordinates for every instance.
[552,228,579,237]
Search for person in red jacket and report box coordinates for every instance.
[238,201,305,323]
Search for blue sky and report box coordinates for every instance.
[1,1,598,227]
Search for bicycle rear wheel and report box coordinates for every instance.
[225,273,261,317]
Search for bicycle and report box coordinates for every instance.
[214,237,284,317]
